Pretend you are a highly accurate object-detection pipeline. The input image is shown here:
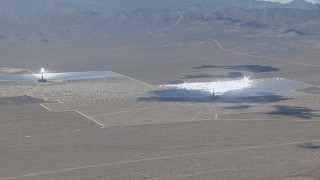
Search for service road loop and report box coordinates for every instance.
[39,103,105,127]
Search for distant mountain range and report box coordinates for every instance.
[2,0,319,12]
[87,0,320,10]
[0,0,319,43]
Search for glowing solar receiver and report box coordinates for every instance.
[38,67,47,83]
[41,68,45,74]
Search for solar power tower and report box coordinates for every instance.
[38,68,47,83]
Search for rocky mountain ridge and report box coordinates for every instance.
[0,0,319,43]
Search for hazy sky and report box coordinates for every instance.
[262,0,319,3]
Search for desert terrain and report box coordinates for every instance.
[1,0,320,179]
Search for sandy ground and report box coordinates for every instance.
[1,32,320,179]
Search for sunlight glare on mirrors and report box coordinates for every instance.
[164,76,253,96]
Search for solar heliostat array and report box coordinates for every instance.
[0,71,118,82]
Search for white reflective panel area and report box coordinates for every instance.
[0,71,119,82]
[163,78,312,98]
[0,74,37,81]
[165,77,252,96]
[31,71,118,81]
